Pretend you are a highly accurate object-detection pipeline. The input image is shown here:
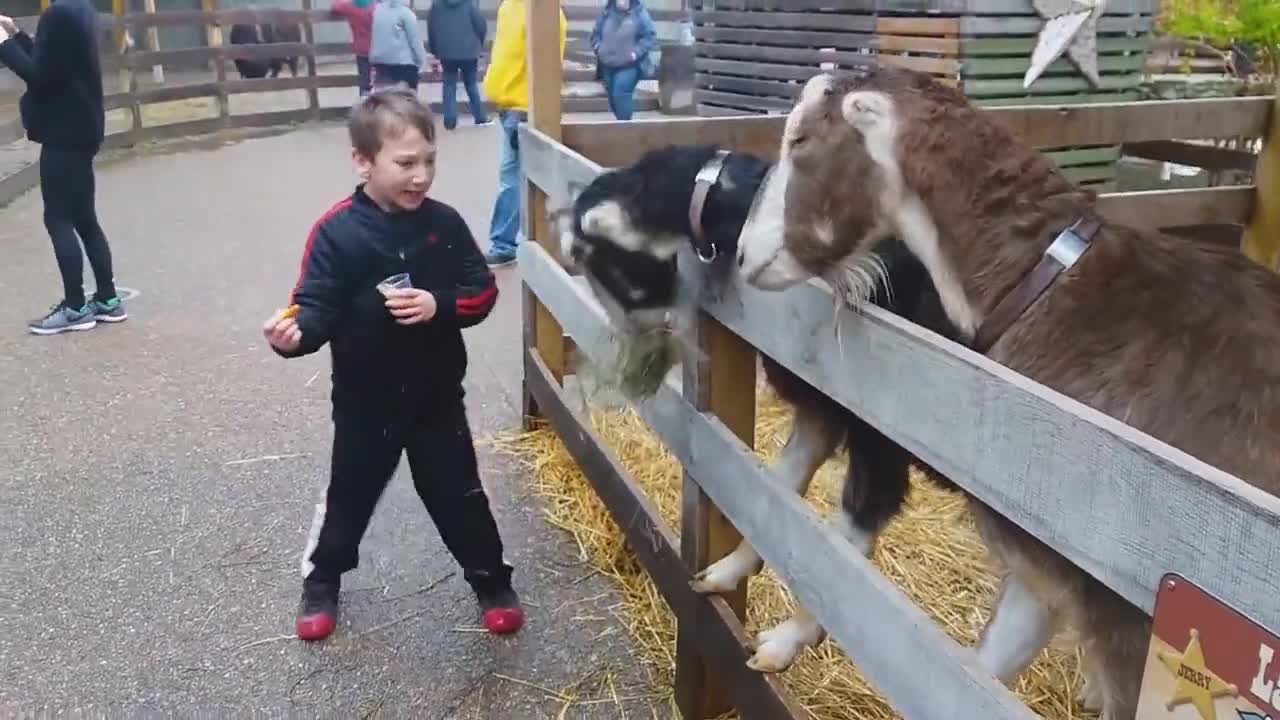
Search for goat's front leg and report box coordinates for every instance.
[746,511,876,671]
[974,573,1056,683]
[690,404,841,595]
[748,423,911,672]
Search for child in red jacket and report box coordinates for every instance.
[263,89,521,642]
[330,0,376,96]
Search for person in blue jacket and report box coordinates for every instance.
[427,0,490,130]
[589,0,656,121]
[369,0,427,91]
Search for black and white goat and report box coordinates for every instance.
[557,143,959,672]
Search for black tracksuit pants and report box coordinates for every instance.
[40,144,116,309]
[301,396,512,593]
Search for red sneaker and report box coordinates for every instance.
[296,578,339,641]
[478,586,524,635]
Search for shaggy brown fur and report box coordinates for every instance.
[747,64,1280,719]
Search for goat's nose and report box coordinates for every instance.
[736,251,745,268]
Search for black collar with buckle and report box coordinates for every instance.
[687,149,731,264]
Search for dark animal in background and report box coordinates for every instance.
[229,21,302,80]
[558,143,961,672]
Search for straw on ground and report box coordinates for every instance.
[491,378,1097,720]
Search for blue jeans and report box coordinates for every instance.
[441,59,489,127]
[487,109,527,258]
[355,55,371,96]
[603,65,641,121]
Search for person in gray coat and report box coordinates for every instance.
[427,0,489,129]
[369,0,427,91]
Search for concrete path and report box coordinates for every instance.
[0,118,668,718]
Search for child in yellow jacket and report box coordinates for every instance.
[480,0,566,266]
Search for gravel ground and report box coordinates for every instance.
[0,119,673,719]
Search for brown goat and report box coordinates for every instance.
[735,65,1280,719]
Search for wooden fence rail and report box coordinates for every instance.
[517,6,1280,713]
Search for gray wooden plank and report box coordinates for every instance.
[697,73,803,100]
[960,0,1155,11]
[963,53,1143,78]
[965,73,1143,98]
[695,258,1280,635]
[696,57,827,82]
[690,0,966,11]
[517,240,1041,720]
[693,26,879,51]
[519,127,605,207]
[693,10,876,32]
[961,15,1153,35]
[697,89,795,113]
[696,42,880,70]
[962,36,1147,56]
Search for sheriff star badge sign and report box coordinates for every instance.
[1024,0,1109,89]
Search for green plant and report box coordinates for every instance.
[1163,0,1280,84]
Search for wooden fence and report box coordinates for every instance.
[689,0,1159,192]
[515,0,1280,716]
[0,4,690,207]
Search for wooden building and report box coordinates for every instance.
[691,0,1158,190]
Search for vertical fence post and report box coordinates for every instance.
[1242,95,1280,272]
[299,0,320,118]
[142,0,164,85]
[521,0,566,429]
[675,315,756,718]
[204,0,229,127]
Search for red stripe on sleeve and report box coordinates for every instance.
[456,283,498,315]
[289,196,353,301]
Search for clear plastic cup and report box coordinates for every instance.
[377,272,412,297]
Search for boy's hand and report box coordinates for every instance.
[385,288,437,325]
[263,308,303,353]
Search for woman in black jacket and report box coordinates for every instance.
[0,4,126,335]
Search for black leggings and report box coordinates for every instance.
[39,144,116,308]
[301,399,512,592]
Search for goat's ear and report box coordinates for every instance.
[840,90,892,133]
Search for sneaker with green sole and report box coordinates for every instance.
[90,295,128,323]
[28,302,97,336]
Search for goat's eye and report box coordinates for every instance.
[791,135,807,147]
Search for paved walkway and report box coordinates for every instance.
[0,117,668,718]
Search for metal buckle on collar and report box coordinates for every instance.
[689,149,731,264]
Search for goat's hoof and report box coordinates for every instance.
[746,640,799,673]
[690,569,736,595]
[690,558,752,595]
[744,625,810,673]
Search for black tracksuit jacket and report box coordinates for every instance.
[0,0,105,149]
[277,188,499,420]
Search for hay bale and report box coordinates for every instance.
[491,381,1096,720]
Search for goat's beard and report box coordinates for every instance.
[823,251,891,360]
[826,251,891,312]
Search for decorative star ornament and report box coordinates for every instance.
[1024,0,1109,89]
[1156,628,1239,720]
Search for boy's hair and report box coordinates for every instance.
[349,88,437,158]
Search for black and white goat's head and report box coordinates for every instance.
[556,144,773,334]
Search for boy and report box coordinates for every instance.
[0,6,126,334]
[262,89,521,642]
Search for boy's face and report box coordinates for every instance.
[355,124,436,212]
